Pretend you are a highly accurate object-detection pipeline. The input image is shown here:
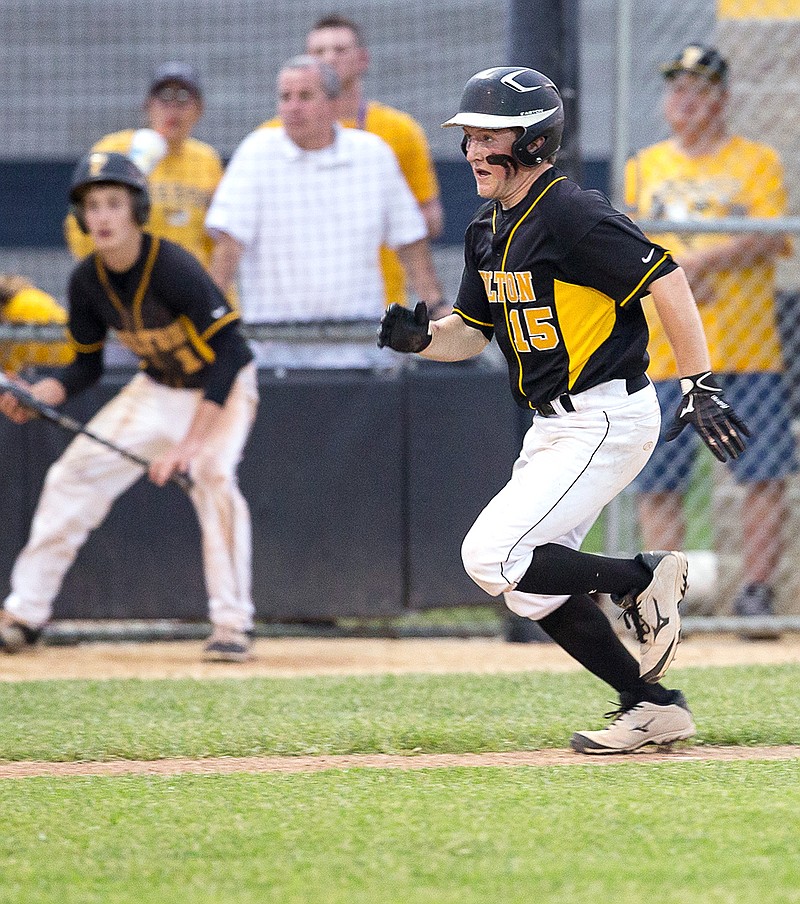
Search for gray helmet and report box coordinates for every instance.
[69,151,151,233]
[442,66,564,166]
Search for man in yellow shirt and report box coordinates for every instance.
[64,63,224,272]
[262,14,447,315]
[626,44,796,618]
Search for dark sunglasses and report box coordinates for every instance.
[151,85,197,105]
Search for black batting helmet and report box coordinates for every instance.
[69,151,151,233]
[442,66,564,166]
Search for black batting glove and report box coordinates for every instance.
[665,371,750,462]
[377,302,432,353]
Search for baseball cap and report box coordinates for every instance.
[149,62,202,98]
[661,44,728,84]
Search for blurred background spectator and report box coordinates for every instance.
[207,56,444,370]
[626,43,796,619]
[261,13,446,315]
[63,62,224,274]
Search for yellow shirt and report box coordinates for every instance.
[64,130,224,269]
[0,287,74,372]
[625,135,787,378]
[262,101,440,305]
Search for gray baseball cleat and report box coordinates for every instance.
[617,550,688,683]
[0,612,42,654]
[571,690,696,754]
[203,626,253,663]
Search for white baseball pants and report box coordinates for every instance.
[461,379,661,620]
[4,363,258,631]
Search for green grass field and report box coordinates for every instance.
[2,665,798,903]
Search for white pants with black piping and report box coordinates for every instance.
[461,379,661,620]
[4,363,258,631]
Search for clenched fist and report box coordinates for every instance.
[377,302,432,353]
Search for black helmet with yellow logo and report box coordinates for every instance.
[69,151,151,232]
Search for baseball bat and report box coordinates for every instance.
[0,373,193,492]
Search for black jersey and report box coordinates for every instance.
[64,234,252,402]
[453,167,677,409]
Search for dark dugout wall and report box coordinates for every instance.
[0,366,523,621]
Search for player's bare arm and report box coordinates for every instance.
[208,231,245,296]
[648,267,711,375]
[422,313,488,361]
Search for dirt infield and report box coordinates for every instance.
[1,746,799,778]
[2,634,798,775]
[1,632,799,682]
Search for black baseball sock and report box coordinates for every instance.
[514,543,652,596]
[536,593,674,704]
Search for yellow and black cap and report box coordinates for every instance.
[661,44,728,84]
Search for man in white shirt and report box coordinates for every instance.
[206,55,445,368]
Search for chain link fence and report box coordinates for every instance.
[0,0,504,305]
[608,0,800,620]
[4,0,800,623]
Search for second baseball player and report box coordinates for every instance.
[0,152,258,662]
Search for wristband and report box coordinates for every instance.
[680,371,720,394]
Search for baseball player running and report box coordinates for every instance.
[379,67,749,754]
[0,152,258,662]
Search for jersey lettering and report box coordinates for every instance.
[502,272,519,302]
[509,306,559,352]
[116,321,205,374]
[479,270,536,304]
[479,270,497,302]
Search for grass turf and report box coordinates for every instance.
[2,763,799,903]
[0,664,798,761]
[1,665,798,903]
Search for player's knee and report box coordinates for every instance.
[44,456,85,491]
[460,529,507,596]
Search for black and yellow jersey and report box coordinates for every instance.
[64,234,252,404]
[453,167,677,410]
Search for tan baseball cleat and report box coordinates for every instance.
[571,691,696,754]
[617,550,688,683]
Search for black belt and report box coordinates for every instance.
[534,373,649,418]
